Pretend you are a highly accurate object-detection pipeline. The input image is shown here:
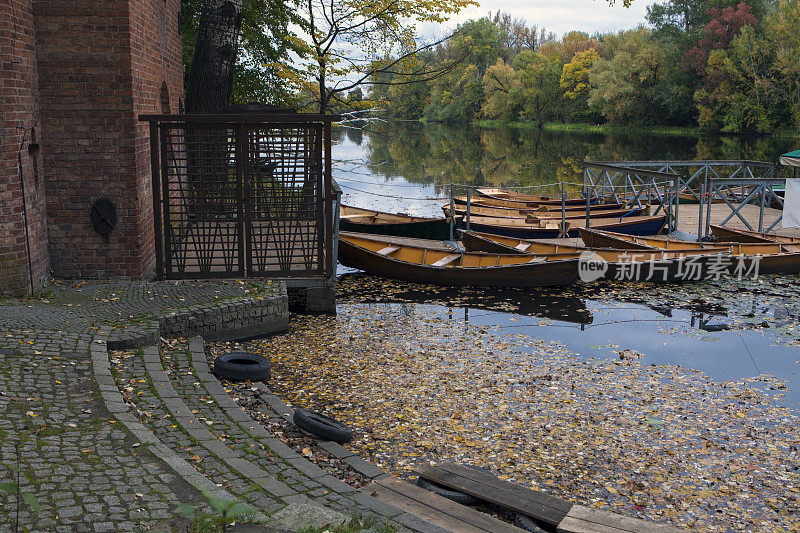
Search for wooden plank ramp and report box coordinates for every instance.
[414,463,682,533]
[367,476,526,533]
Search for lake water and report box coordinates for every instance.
[332,121,793,217]
[332,122,800,410]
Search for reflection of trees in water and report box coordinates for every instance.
[346,122,788,187]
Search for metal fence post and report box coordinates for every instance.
[561,181,566,238]
[697,177,705,241]
[449,183,455,241]
[466,188,471,231]
[585,189,591,231]
[758,182,765,232]
[705,181,713,238]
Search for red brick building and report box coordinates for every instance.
[1,0,183,295]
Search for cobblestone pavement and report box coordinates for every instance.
[0,281,437,532]
[108,339,439,532]
[0,279,278,347]
[0,347,202,532]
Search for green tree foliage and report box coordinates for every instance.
[588,28,666,125]
[481,59,522,120]
[513,51,563,127]
[422,18,509,122]
[181,0,300,106]
[369,2,797,133]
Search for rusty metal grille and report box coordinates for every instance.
[144,114,334,280]
[246,125,323,276]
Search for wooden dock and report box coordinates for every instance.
[364,463,682,533]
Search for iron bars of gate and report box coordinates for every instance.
[140,112,340,281]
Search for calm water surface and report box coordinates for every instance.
[332,122,792,217]
[333,123,800,409]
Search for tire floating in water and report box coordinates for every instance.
[212,352,270,382]
[292,408,354,443]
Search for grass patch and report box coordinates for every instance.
[473,119,800,138]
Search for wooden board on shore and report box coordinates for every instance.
[366,477,526,533]
[414,463,683,533]
[414,463,571,526]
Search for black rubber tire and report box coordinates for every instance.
[292,408,354,443]
[515,513,550,533]
[212,352,270,382]
[415,477,478,506]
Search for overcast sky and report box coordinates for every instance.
[421,0,660,39]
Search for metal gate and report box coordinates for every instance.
[141,112,338,280]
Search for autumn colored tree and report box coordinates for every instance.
[560,49,599,100]
[295,0,477,113]
[685,2,758,78]
[696,0,800,132]
[538,32,597,63]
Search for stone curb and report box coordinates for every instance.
[106,285,289,350]
[89,329,238,505]
[139,345,297,501]
[190,338,420,526]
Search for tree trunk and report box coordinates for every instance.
[185,0,244,113]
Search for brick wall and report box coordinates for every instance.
[0,0,49,296]
[33,0,183,279]
[129,0,184,276]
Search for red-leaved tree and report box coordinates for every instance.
[685,2,757,79]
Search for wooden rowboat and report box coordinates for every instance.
[338,232,579,287]
[578,228,800,274]
[458,230,733,282]
[443,204,645,220]
[709,225,800,244]
[464,214,667,239]
[452,195,623,212]
[475,187,589,206]
[458,230,726,258]
[339,205,458,240]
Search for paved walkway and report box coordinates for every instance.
[0,280,435,532]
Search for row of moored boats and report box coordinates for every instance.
[338,188,800,287]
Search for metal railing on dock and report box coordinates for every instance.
[583,160,787,241]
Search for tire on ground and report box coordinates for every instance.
[514,513,550,533]
[415,477,478,506]
[292,408,354,443]
[212,352,270,382]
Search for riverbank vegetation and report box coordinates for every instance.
[370,0,800,135]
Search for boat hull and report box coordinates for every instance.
[339,218,454,240]
[338,238,578,288]
[709,225,800,244]
[465,215,667,239]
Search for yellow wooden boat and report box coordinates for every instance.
[578,228,800,274]
[443,204,645,220]
[338,232,579,287]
